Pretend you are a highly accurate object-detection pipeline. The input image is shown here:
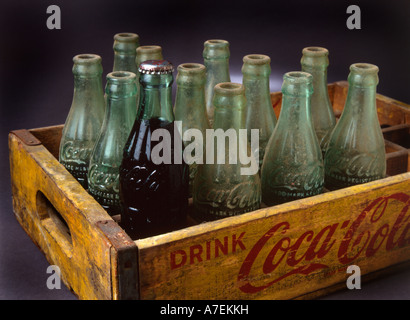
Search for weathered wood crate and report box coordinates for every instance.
[8,81,410,300]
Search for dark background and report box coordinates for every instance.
[1,0,410,300]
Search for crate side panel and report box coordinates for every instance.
[9,133,115,300]
[136,174,410,300]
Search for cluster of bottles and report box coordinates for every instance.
[59,33,386,239]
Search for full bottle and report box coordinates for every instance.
[324,63,386,190]
[88,71,137,216]
[192,82,261,222]
[261,72,324,206]
[174,63,210,196]
[301,46,336,156]
[203,39,231,126]
[119,60,189,239]
[60,54,105,189]
[242,54,277,169]
[112,33,139,74]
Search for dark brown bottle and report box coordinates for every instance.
[119,60,189,239]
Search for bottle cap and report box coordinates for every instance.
[138,60,174,75]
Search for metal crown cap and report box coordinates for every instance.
[138,60,174,75]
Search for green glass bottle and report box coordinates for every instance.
[174,63,210,196]
[261,72,324,206]
[88,71,137,216]
[59,54,105,189]
[203,39,231,126]
[119,60,189,239]
[324,63,386,190]
[301,47,336,156]
[192,82,261,222]
[242,54,277,169]
[135,45,163,104]
[112,33,139,74]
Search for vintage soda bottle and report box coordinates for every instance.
[192,82,261,222]
[301,46,336,156]
[88,71,137,216]
[261,72,324,206]
[135,45,163,104]
[174,63,210,196]
[112,32,139,74]
[324,63,386,190]
[242,54,277,169]
[119,60,189,239]
[59,54,105,189]
[203,39,231,126]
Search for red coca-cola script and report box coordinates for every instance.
[238,193,409,293]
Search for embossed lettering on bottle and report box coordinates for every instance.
[324,63,386,190]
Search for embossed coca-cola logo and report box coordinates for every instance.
[195,181,260,210]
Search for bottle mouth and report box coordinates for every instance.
[178,63,206,73]
[107,71,137,82]
[302,46,329,56]
[243,54,270,65]
[114,32,139,42]
[350,63,379,74]
[137,45,162,54]
[73,54,101,64]
[214,82,244,95]
[204,39,229,47]
[284,71,313,83]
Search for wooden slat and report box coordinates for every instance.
[8,131,127,300]
[136,173,410,299]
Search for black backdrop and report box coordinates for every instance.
[1,0,410,300]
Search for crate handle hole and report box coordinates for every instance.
[36,191,73,256]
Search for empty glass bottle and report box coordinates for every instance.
[119,60,189,239]
[261,72,324,206]
[174,63,210,196]
[324,63,386,190]
[88,71,137,216]
[203,39,231,126]
[192,82,261,222]
[301,46,336,156]
[242,54,277,169]
[135,45,163,105]
[112,32,139,74]
[60,54,105,189]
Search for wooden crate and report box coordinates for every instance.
[8,81,410,300]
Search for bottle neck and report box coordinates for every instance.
[113,53,138,74]
[73,76,104,107]
[344,85,377,117]
[303,67,327,93]
[279,94,312,128]
[242,75,270,101]
[213,94,245,131]
[137,74,174,123]
[204,58,230,79]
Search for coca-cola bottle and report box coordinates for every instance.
[203,40,231,126]
[59,54,105,189]
[112,32,139,74]
[261,71,324,206]
[324,63,386,190]
[301,46,336,156]
[174,63,210,196]
[88,71,136,216]
[119,60,189,239]
[242,54,277,169]
[192,82,261,222]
